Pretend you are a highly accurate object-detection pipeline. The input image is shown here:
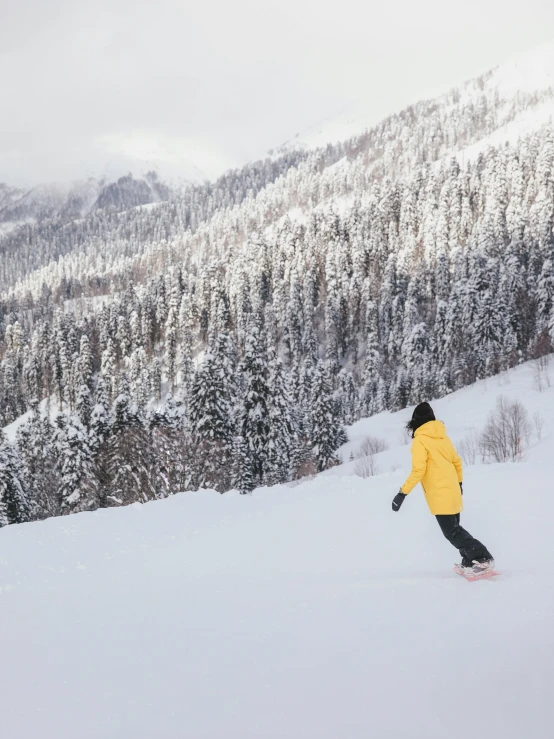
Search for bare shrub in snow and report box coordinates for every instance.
[532,355,551,392]
[480,396,532,462]
[533,412,545,442]
[357,435,389,458]
[355,454,379,478]
[353,435,388,478]
[458,428,481,465]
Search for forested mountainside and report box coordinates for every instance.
[0,152,307,292]
[1,46,554,525]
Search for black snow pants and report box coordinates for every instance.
[435,514,493,566]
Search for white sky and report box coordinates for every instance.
[1,0,554,187]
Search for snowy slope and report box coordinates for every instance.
[335,358,554,475]
[1,359,554,738]
[490,39,554,96]
[279,40,554,154]
[277,101,379,152]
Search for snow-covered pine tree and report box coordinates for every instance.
[89,378,111,505]
[55,318,71,410]
[310,362,341,472]
[361,299,382,415]
[265,351,300,485]
[117,313,132,358]
[232,434,254,494]
[104,385,156,506]
[178,295,194,401]
[150,357,162,403]
[164,305,179,394]
[337,370,358,426]
[188,344,235,491]
[53,414,98,514]
[16,400,57,519]
[236,325,272,491]
[472,262,507,378]
[148,395,189,496]
[129,347,150,410]
[75,383,92,429]
[536,258,554,339]
[77,334,94,390]
[101,338,118,401]
[0,431,29,526]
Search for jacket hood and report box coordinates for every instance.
[414,420,446,440]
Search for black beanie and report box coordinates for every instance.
[407,402,436,436]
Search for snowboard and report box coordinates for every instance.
[453,565,500,582]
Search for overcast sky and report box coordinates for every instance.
[1,0,554,187]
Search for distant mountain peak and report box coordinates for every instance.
[0,173,174,228]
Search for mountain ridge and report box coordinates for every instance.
[276,38,554,155]
[0,172,175,227]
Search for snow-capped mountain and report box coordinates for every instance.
[0,173,174,226]
[0,179,101,225]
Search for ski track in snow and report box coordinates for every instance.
[1,359,554,737]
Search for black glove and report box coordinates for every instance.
[460,482,463,495]
[392,490,406,512]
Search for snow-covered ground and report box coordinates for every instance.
[335,358,554,474]
[1,359,554,738]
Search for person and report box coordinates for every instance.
[392,401,494,575]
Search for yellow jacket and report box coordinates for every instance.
[401,420,463,515]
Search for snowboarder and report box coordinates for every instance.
[392,402,495,577]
